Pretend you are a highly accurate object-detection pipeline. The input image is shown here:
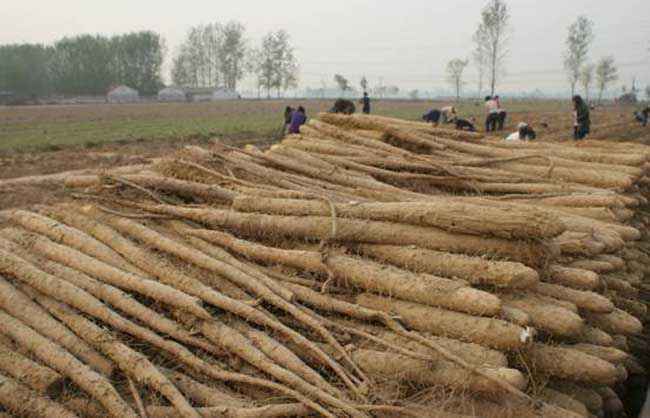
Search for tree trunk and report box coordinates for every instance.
[598,87,604,104]
[490,47,497,96]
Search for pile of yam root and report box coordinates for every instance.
[1,113,650,417]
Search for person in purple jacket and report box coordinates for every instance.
[288,106,307,134]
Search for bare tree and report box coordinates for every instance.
[580,63,595,102]
[334,74,351,96]
[254,30,298,98]
[564,16,594,97]
[446,59,469,101]
[473,0,510,96]
[360,76,368,93]
[646,85,650,101]
[220,21,248,91]
[408,89,419,100]
[274,30,298,97]
[172,22,248,90]
[595,56,618,103]
[254,34,276,99]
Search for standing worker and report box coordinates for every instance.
[288,106,307,134]
[484,96,499,132]
[361,92,371,114]
[494,96,507,131]
[572,95,590,141]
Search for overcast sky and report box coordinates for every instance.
[3,0,649,95]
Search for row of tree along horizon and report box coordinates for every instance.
[446,1,625,103]
[0,23,298,99]
[0,0,639,102]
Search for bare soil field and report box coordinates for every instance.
[0,99,648,211]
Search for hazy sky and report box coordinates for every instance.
[3,0,649,95]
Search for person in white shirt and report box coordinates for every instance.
[440,106,457,124]
[484,96,499,132]
[506,122,536,141]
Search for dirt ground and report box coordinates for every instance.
[0,134,273,210]
[1,102,648,212]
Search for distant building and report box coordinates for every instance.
[107,85,139,104]
[158,86,186,102]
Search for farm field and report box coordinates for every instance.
[0,99,574,154]
[0,99,648,211]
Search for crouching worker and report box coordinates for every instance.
[288,106,307,134]
[282,106,294,135]
[422,109,442,125]
[634,107,649,127]
[441,106,457,124]
[506,122,536,141]
[455,117,476,132]
[330,99,356,115]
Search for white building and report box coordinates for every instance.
[107,85,139,104]
[158,86,186,102]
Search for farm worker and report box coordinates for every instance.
[484,96,499,132]
[330,99,356,114]
[455,117,476,132]
[496,109,507,131]
[506,122,536,141]
[493,96,506,131]
[282,106,294,135]
[422,109,442,125]
[288,106,307,134]
[572,95,590,141]
[441,106,457,123]
[497,108,507,131]
[361,92,371,114]
[634,107,649,127]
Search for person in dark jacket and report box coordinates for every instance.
[330,99,356,114]
[282,106,294,135]
[572,95,590,140]
[361,92,371,114]
[634,107,649,127]
[422,109,442,125]
[288,106,307,134]
[496,109,507,131]
[455,117,476,132]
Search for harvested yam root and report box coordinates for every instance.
[0,113,649,418]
